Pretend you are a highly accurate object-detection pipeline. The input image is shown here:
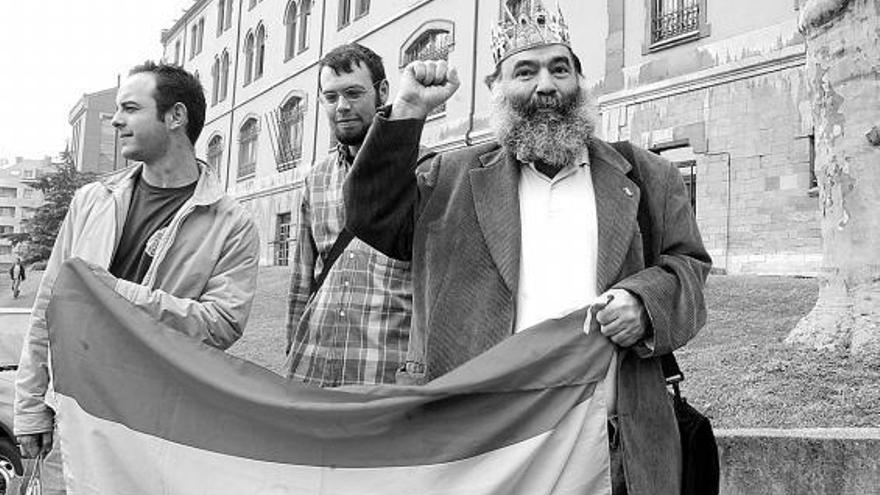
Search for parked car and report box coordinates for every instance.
[0,308,31,494]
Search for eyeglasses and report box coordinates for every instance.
[319,80,385,106]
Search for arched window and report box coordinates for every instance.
[217,0,226,35]
[284,1,298,61]
[225,1,234,31]
[255,24,266,79]
[338,0,351,29]
[272,96,305,170]
[243,31,255,85]
[403,29,453,66]
[211,56,220,105]
[402,26,453,116]
[207,135,224,170]
[355,0,369,18]
[238,118,259,178]
[197,17,205,52]
[190,24,199,59]
[299,0,311,52]
[220,50,230,100]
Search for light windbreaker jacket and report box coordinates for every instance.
[14,162,260,435]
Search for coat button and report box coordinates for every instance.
[623,186,634,197]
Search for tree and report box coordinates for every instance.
[786,0,880,357]
[14,152,96,264]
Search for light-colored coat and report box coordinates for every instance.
[15,163,260,435]
[345,115,711,495]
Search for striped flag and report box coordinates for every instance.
[47,259,614,494]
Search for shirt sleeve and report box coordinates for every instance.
[285,182,317,354]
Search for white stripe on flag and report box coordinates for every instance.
[56,387,611,495]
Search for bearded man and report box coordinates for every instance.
[343,3,710,494]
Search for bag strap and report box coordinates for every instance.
[312,228,355,294]
[611,141,685,389]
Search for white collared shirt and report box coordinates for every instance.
[516,153,598,333]
[515,152,618,415]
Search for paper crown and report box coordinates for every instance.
[491,1,571,65]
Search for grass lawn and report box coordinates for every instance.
[680,275,880,429]
[9,266,878,428]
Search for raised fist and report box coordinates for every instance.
[391,60,461,120]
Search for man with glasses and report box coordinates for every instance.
[285,43,416,386]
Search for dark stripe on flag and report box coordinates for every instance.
[48,259,613,467]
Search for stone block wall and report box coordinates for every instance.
[604,63,822,275]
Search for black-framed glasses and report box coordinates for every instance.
[319,79,385,106]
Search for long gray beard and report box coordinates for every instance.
[491,87,596,170]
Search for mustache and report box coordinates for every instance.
[507,92,576,117]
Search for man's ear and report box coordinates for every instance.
[166,102,189,132]
[377,79,389,107]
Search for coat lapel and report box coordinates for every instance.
[469,149,521,295]
[590,140,640,293]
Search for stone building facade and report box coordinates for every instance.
[158,0,607,266]
[160,0,821,274]
[599,0,821,275]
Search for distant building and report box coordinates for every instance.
[598,0,819,275]
[0,157,56,264]
[68,87,128,174]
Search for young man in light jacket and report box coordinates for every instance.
[14,62,260,493]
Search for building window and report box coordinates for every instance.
[284,1,298,60]
[225,0,234,30]
[0,187,17,199]
[285,0,313,59]
[238,118,259,178]
[191,24,198,58]
[255,24,266,80]
[269,96,306,171]
[338,0,351,29]
[211,56,220,105]
[174,40,181,65]
[0,207,15,218]
[274,212,292,266]
[354,0,369,18]
[217,0,226,35]
[207,135,224,170]
[22,188,34,200]
[190,18,205,58]
[198,18,205,53]
[649,0,707,48]
[0,225,13,235]
[677,160,697,213]
[299,0,311,53]
[220,50,230,100]
[23,169,35,179]
[402,25,453,116]
[243,31,255,85]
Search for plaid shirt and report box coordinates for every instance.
[285,146,413,387]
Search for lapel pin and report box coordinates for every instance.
[623,187,633,197]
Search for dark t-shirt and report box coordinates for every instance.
[108,174,197,283]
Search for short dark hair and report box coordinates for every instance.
[483,46,583,88]
[129,61,206,144]
[318,43,387,88]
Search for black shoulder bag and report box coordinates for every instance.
[611,141,720,495]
